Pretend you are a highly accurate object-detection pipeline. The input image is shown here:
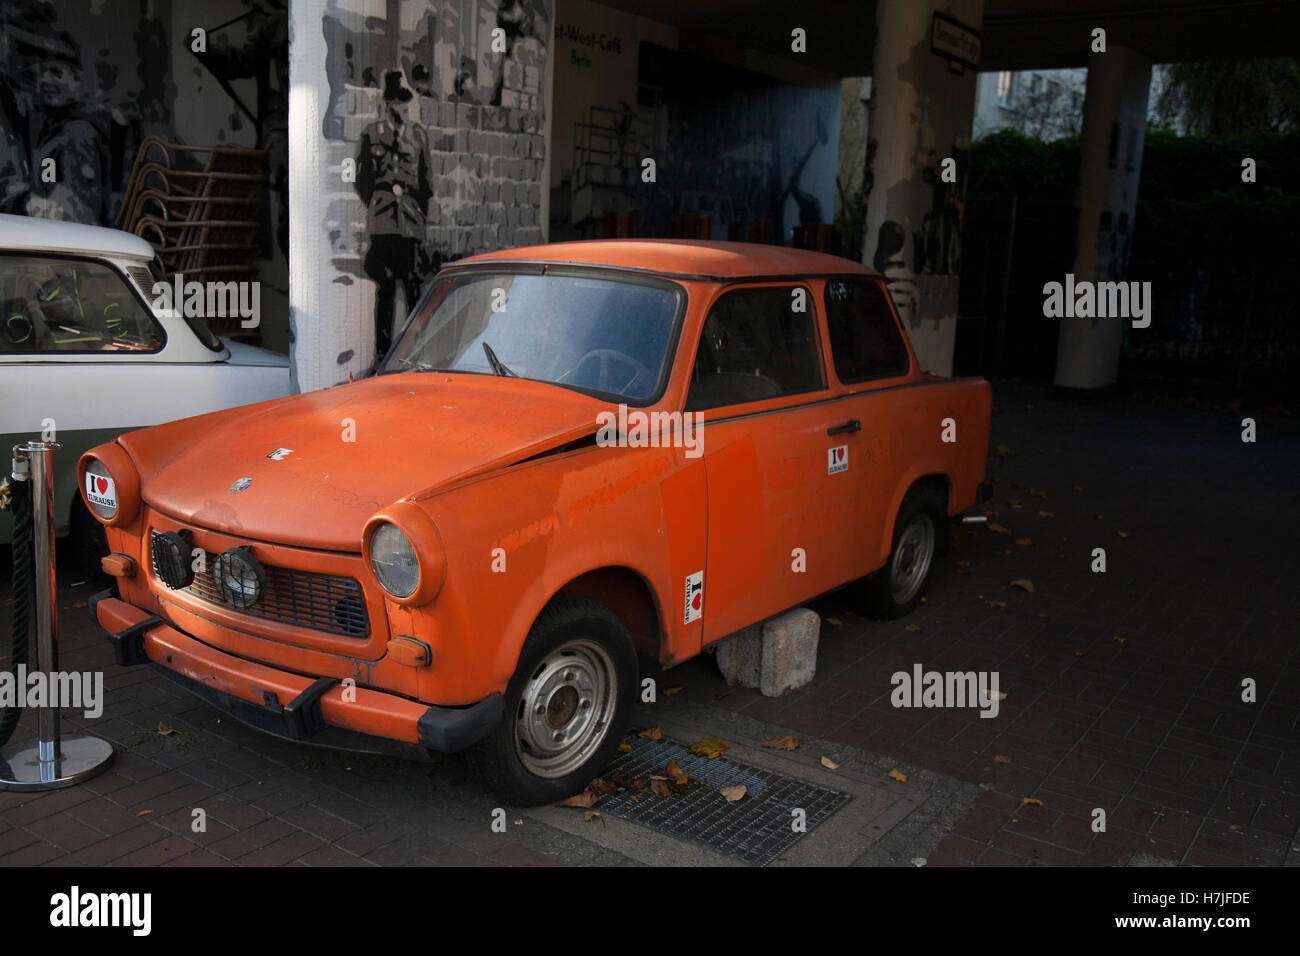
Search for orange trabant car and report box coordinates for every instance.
[81,240,992,805]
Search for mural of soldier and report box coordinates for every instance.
[355,70,435,362]
[1,27,109,222]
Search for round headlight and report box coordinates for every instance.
[369,522,419,598]
[83,458,119,521]
[215,547,264,609]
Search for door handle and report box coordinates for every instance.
[827,419,860,436]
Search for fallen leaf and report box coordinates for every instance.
[1009,500,1023,509]
[1073,485,1083,492]
[987,690,1008,701]
[1027,488,1047,498]
[1074,650,1086,657]
[987,599,1007,609]
[664,687,683,696]
[826,616,843,626]
[956,559,972,567]
[664,760,688,785]
[584,811,601,822]
[762,735,800,750]
[988,522,1012,534]
[688,737,730,760]
[650,778,671,796]
[996,444,1011,456]
[956,568,974,575]
[994,754,1012,764]
[637,724,662,741]
[888,768,908,782]
[904,623,922,632]
[979,782,996,791]
[1113,636,1126,644]
[719,785,747,803]
[618,741,632,753]
[556,787,599,809]
[1022,797,1044,806]
[157,721,176,736]
[1015,537,1034,546]
[136,809,154,817]
[1118,531,1128,538]
[821,756,840,770]
[589,777,620,796]
[1009,579,1035,592]
[1038,510,1055,518]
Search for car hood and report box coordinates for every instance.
[125,374,609,551]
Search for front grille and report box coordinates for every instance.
[151,530,369,637]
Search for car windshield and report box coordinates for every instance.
[380,270,682,402]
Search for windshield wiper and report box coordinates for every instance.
[391,356,443,373]
[482,341,517,377]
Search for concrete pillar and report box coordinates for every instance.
[1054,46,1151,390]
[863,0,983,377]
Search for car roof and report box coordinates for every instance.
[0,213,156,261]
[455,239,880,281]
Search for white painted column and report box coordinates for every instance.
[864,0,983,377]
[1054,45,1151,390]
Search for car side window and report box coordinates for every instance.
[685,285,825,412]
[0,255,165,354]
[824,278,909,382]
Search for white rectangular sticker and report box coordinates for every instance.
[86,472,117,510]
[828,445,848,475]
[684,570,704,625]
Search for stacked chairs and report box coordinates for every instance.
[116,137,268,338]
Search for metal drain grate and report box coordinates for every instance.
[596,736,851,866]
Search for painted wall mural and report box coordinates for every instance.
[318,0,550,366]
[0,0,173,224]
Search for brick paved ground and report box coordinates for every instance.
[1,380,1296,866]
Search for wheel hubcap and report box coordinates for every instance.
[514,638,617,778]
[890,514,935,605]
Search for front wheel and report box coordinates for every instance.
[474,597,636,806]
[854,488,945,620]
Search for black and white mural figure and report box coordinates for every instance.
[355,70,434,360]
[0,0,175,226]
[1,21,108,222]
[312,0,550,382]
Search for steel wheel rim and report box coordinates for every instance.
[890,514,935,605]
[514,638,617,779]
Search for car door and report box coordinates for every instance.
[688,281,863,645]
[821,276,917,576]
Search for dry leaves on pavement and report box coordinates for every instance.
[762,735,800,750]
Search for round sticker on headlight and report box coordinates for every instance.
[85,471,117,512]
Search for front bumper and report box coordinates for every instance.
[89,589,503,757]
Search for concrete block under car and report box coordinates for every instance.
[714,608,820,696]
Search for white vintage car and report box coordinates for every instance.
[0,213,290,572]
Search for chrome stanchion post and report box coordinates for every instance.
[0,440,114,789]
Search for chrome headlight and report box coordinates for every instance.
[369,522,419,599]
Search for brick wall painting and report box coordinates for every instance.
[306,0,551,386]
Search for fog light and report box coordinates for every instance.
[151,531,193,590]
[216,547,264,609]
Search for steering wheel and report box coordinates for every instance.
[565,348,653,394]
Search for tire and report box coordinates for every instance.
[68,497,109,582]
[855,487,946,620]
[474,597,637,806]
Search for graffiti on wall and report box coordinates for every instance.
[0,0,171,224]
[320,0,550,364]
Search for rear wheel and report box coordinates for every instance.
[855,487,946,619]
[474,597,636,806]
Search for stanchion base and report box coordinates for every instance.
[0,736,115,791]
